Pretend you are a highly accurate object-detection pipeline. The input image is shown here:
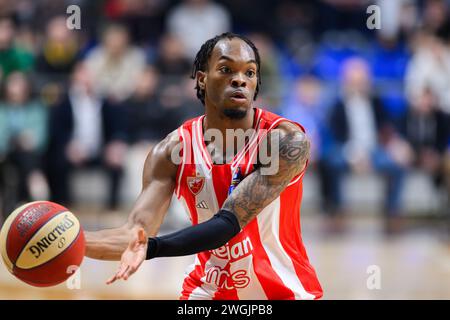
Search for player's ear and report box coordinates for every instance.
[197,71,206,90]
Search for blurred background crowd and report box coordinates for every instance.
[0,0,449,237]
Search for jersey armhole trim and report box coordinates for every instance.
[175,127,187,198]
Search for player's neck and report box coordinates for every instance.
[203,106,255,134]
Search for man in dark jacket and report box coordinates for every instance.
[402,87,450,214]
[45,62,128,210]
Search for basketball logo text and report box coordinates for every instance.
[28,215,75,259]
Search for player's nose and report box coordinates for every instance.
[231,73,247,88]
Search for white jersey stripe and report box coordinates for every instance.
[176,128,187,198]
[185,256,214,300]
[192,121,212,179]
[232,108,262,170]
[287,169,306,187]
[195,117,213,171]
[231,255,268,300]
[257,198,316,300]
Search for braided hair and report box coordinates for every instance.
[190,32,262,105]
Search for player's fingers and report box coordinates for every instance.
[137,228,147,243]
[117,264,130,279]
[106,264,124,284]
[130,256,144,270]
[123,266,136,280]
[106,273,119,285]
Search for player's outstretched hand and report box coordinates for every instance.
[106,228,148,284]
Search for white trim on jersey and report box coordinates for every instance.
[257,198,316,300]
[176,127,188,198]
[230,255,268,300]
[231,108,263,172]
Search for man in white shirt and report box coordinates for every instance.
[323,58,412,234]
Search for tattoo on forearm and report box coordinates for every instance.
[223,126,310,228]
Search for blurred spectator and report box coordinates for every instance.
[0,72,48,217]
[35,16,80,82]
[316,0,368,34]
[368,34,410,122]
[45,62,128,210]
[402,87,450,211]
[375,0,418,41]
[281,75,327,164]
[154,33,192,85]
[322,58,413,234]
[225,0,276,36]
[179,77,203,122]
[405,32,450,114]
[167,0,231,58]
[124,66,181,145]
[281,75,336,213]
[85,23,146,103]
[248,33,283,110]
[103,0,169,44]
[0,15,34,82]
[422,0,450,40]
[274,0,317,40]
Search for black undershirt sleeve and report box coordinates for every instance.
[146,209,241,260]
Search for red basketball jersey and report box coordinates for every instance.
[174,107,323,300]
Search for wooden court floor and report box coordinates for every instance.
[1,211,449,300]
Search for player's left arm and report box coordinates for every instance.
[222,121,310,228]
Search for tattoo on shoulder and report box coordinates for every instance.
[223,123,310,227]
[278,127,310,168]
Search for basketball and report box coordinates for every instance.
[0,201,85,287]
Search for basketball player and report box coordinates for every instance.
[85,33,323,300]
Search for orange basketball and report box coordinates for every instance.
[0,201,85,287]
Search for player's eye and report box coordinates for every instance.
[246,70,256,78]
[219,66,231,73]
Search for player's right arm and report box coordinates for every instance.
[84,131,179,261]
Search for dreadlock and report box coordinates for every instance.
[190,32,262,105]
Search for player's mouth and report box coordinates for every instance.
[228,90,248,103]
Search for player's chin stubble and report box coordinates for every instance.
[222,108,247,119]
